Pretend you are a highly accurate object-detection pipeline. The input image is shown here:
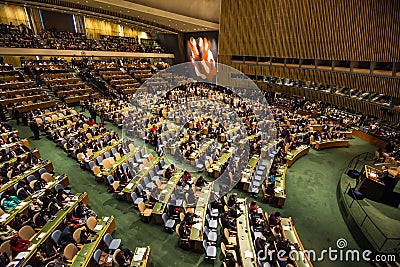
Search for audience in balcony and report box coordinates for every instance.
[99,35,145,52]
[0,23,41,48]
[40,30,101,51]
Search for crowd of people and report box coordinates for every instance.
[40,30,102,51]
[0,22,169,54]
[0,23,40,48]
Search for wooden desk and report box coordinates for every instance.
[64,93,100,104]
[285,146,309,167]
[338,131,353,139]
[0,94,44,106]
[1,130,20,142]
[281,217,313,267]
[130,246,151,267]
[1,139,30,150]
[84,140,123,169]
[71,216,116,267]
[274,166,287,207]
[100,149,137,179]
[8,100,57,113]
[151,170,183,223]
[308,124,323,131]
[188,140,214,165]
[314,139,349,150]
[239,156,259,191]
[236,199,257,267]
[352,129,388,149]
[211,147,235,178]
[190,183,212,251]
[14,192,89,266]
[122,156,160,199]
[0,174,69,226]
[0,160,53,193]
[356,165,386,201]
[0,149,41,169]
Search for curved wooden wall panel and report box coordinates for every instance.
[220,0,400,62]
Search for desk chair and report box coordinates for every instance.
[41,172,53,183]
[112,181,125,200]
[221,242,237,261]
[155,178,166,190]
[93,248,103,264]
[131,192,144,207]
[63,243,79,263]
[138,201,152,222]
[206,214,217,230]
[96,156,103,166]
[18,225,35,241]
[0,240,11,258]
[208,204,219,218]
[27,175,36,183]
[103,233,121,253]
[162,213,175,233]
[51,230,62,249]
[389,165,400,178]
[223,228,237,248]
[86,216,98,232]
[55,183,70,194]
[203,226,217,244]
[73,228,83,248]
[202,240,217,262]
[92,165,101,177]
[102,158,111,169]
[112,248,121,267]
[38,167,47,176]
[249,183,260,197]
[175,224,190,249]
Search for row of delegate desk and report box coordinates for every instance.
[122,156,161,200]
[152,170,184,223]
[8,100,57,113]
[7,192,89,266]
[190,183,212,251]
[235,198,313,267]
[0,159,54,194]
[0,174,70,226]
[280,218,313,267]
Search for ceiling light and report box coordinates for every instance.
[127,11,130,12]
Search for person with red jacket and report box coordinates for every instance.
[10,236,31,256]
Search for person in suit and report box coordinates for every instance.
[59,225,75,248]
[227,193,237,207]
[115,249,133,267]
[221,212,236,230]
[378,166,389,181]
[178,221,190,239]
[29,120,40,140]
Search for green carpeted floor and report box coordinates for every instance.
[11,114,379,267]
